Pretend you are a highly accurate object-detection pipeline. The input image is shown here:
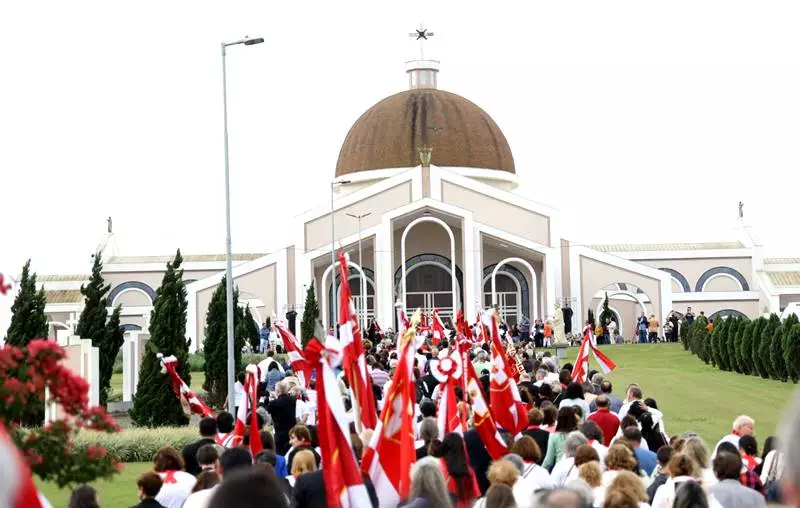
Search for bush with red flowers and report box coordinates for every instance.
[0,339,122,488]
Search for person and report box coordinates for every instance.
[266,363,284,392]
[589,380,623,414]
[647,314,659,343]
[672,480,711,508]
[183,447,253,508]
[259,322,270,353]
[196,445,220,474]
[543,407,578,471]
[522,408,550,464]
[550,432,589,487]
[417,417,439,459]
[268,381,297,454]
[68,485,99,508]
[183,417,218,476]
[647,446,673,504]
[712,415,754,458]
[685,307,695,325]
[588,395,620,447]
[622,426,657,476]
[406,456,452,508]
[511,436,553,498]
[286,425,320,471]
[603,470,648,508]
[709,450,766,507]
[636,312,648,344]
[191,471,220,494]
[559,383,591,423]
[669,313,680,343]
[739,435,761,471]
[134,472,165,508]
[207,468,288,508]
[519,315,531,343]
[214,412,235,448]
[434,433,481,507]
[152,446,197,508]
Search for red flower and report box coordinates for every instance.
[87,446,108,460]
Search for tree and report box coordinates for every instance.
[130,250,191,427]
[5,259,48,347]
[724,317,740,372]
[300,281,320,347]
[243,305,260,352]
[785,323,800,383]
[748,317,767,377]
[773,313,798,382]
[709,317,724,369]
[692,316,709,363]
[202,277,245,406]
[756,315,779,379]
[738,319,755,375]
[599,293,615,328]
[1,339,121,487]
[680,318,692,351]
[587,309,595,327]
[76,255,124,406]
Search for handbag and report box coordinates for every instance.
[763,452,782,503]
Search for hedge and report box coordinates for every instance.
[73,427,199,463]
[682,313,800,384]
[113,351,286,375]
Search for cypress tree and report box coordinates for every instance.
[680,318,691,351]
[76,255,124,406]
[202,277,245,405]
[724,317,740,372]
[748,317,766,377]
[587,309,595,327]
[692,316,709,363]
[300,281,320,347]
[5,260,48,347]
[738,319,754,375]
[770,318,788,382]
[243,305,260,352]
[785,323,800,383]
[130,250,191,427]
[599,293,615,331]
[710,317,724,369]
[756,315,779,379]
[782,313,800,382]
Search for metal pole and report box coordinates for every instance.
[357,215,363,329]
[331,181,336,336]
[222,42,236,411]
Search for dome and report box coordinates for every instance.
[335,88,515,177]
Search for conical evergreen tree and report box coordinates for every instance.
[782,314,800,382]
[5,260,48,347]
[692,316,709,362]
[748,317,767,377]
[756,314,780,379]
[724,317,740,372]
[709,317,724,368]
[770,317,789,382]
[785,323,800,383]
[243,305,260,352]
[76,255,124,406]
[738,319,755,375]
[130,250,191,427]
[300,281,319,347]
[680,317,692,351]
[202,277,245,405]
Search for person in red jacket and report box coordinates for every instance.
[587,395,620,447]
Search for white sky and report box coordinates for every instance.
[1,0,799,281]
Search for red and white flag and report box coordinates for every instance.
[571,335,616,383]
[487,311,527,435]
[305,337,373,508]
[431,308,447,346]
[0,423,44,508]
[158,354,214,419]
[362,310,419,507]
[430,349,464,436]
[275,323,311,387]
[465,359,509,460]
[231,365,263,456]
[338,251,378,432]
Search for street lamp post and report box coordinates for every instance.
[222,35,263,412]
[346,212,371,329]
[330,180,351,335]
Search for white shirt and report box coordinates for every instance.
[550,457,576,487]
[295,397,317,425]
[233,381,244,408]
[651,476,723,508]
[712,433,740,459]
[514,462,553,507]
[258,357,286,382]
[155,471,197,508]
[760,450,785,484]
[182,486,216,508]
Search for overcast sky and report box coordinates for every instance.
[2,0,799,282]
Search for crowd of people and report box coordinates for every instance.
[59,323,800,508]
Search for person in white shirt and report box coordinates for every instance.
[152,446,197,508]
[182,447,254,508]
[617,384,666,436]
[257,351,285,383]
[550,432,589,487]
[712,414,754,459]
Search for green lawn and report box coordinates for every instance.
[588,343,797,444]
[109,372,205,402]
[38,462,152,507]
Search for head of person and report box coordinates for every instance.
[564,432,589,459]
[556,406,578,433]
[573,444,600,468]
[192,470,220,493]
[533,488,591,508]
[564,382,584,401]
[290,449,316,478]
[255,450,277,468]
[713,450,743,481]
[68,484,99,508]
[733,415,755,437]
[605,470,648,507]
[197,444,220,472]
[536,368,548,381]
[590,372,604,386]
[559,370,572,386]
[605,443,637,472]
[541,401,558,426]
[419,417,438,445]
[484,483,516,508]
[487,459,520,488]
[207,468,288,508]
[672,480,709,508]
[656,445,673,467]
[409,456,450,507]
[198,417,218,439]
[578,461,602,488]
[739,435,758,457]
[275,381,289,396]
[511,436,541,464]
[528,407,544,427]
[438,433,472,498]
[667,453,699,479]
[136,472,163,500]
[288,425,312,447]
[219,446,253,478]
[626,384,642,402]
[622,426,643,447]
[580,420,604,444]
[644,398,658,410]
[420,399,437,418]
[216,411,235,434]
[682,436,711,470]
[600,380,613,395]
[153,446,185,472]
[619,415,638,432]
[595,394,610,411]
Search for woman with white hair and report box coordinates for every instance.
[407,456,452,508]
[550,431,589,487]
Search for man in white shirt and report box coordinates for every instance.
[257,351,285,383]
[618,384,666,435]
[712,415,754,458]
[182,447,253,508]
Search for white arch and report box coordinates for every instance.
[670,276,685,293]
[48,321,70,330]
[596,290,649,319]
[110,287,153,306]
[401,217,458,316]
[700,272,745,292]
[397,261,463,312]
[491,257,538,319]
[337,274,376,324]
[321,260,368,331]
[607,306,624,336]
[482,272,522,317]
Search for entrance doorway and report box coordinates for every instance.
[401,262,461,323]
[483,273,520,326]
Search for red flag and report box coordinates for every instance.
[487,312,527,435]
[231,365,262,457]
[431,308,447,346]
[362,311,419,506]
[0,423,44,508]
[456,310,473,342]
[465,360,509,460]
[571,336,591,383]
[305,338,373,508]
[158,354,214,419]
[338,251,378,431]
[0,273,12,296]
[430,349,464,436]
[275,324,311,387]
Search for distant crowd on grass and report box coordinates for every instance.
[48,340,800,508]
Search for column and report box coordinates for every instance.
[374,221,395,329]
[463,218,481,323]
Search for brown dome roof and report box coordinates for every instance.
[336,89,515,177]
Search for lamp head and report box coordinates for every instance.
[244,38,264,46]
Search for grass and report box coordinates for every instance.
[37,462,152,507]
[588,343,797,445]
[109,372,205,402]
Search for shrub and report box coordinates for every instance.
[680,319,691,351]
[755,315,778,379]
[747,317,765,377]
[770,319,788,382]
[73,426,199,463]
[785,323,800,383]
[709,318,722,368]
[188,352,205,372]
[779,314,800,382]
[724,317,741,372]
[738,320,755,375]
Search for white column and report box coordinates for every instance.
[122,332,136,403]
[545,249,558,319]
[463,216,477,323]
[375,221,394,329]
[471,227,483,323]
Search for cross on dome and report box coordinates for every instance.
[408,23,434,60]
